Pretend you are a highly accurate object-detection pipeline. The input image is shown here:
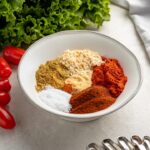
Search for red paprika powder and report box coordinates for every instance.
[92,57,127,97]
[70,86,116,114]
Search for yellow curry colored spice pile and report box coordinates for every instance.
[36,59,70,91]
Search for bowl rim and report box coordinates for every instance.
[18,30,143,119]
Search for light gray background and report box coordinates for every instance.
[0,4,150,150]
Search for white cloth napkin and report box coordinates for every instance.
[111,0,150,58]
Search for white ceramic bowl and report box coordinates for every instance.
[18,30,142,122]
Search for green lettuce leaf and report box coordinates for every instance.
[0,0,110,47]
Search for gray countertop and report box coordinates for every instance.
[0,4,150,150]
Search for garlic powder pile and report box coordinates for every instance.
[59,49,103,75]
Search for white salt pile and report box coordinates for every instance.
[38,86,71,113]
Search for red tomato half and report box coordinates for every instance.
[0,106,16,129]
[0,79,11,92]
[3,46,25,65]
[0,57,12,79]
[0,92,11,106]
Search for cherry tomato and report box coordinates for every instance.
[0,57,12,79]
[0,79,11,92]
[0,92,11,106]
[3,46,25,65]
[0,106,16,129]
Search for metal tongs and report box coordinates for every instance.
[87,136,150,150]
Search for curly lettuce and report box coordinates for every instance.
[0,0,110,47]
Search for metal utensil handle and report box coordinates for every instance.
[87,136,150,150]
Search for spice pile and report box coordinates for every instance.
[36,49,127,114]
[0,46,25,129]
[36,59,70,91]
[70,86,115,114]
[92,57,128,98]
[38,86,71,113]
